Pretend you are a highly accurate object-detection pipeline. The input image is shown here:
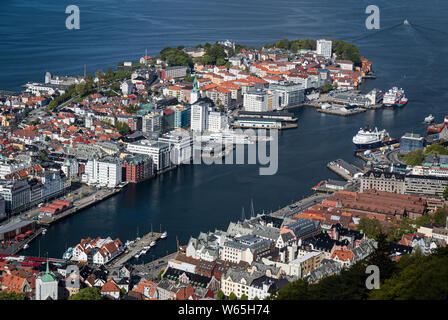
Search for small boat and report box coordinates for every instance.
[135,252,141,259]
[140,249,147,255]
[160,224,167,239]
[63,247,73,260]
[42,229,47,235]
[424,114,434,123]
[150,241,156,247]
[23,244,29,249]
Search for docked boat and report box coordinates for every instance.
[42,229,47,235]
[428,116,448,134]
[135,251,142,259]
[23,244,29,249]
[395,95,408,107]
[424,114,435,123]
[150,241,156,247]
[352,127,390,149]
[160,224,167,239]
[383,87,406,107]
[63,247,73,260]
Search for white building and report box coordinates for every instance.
[243,89,279,112]
[316,39,332,59]
[35,261,58,300]
[207,111,228,132]
[126,140,171,171]
[121,81,133,96]
[84,157,122,188]
[190,101,209,132]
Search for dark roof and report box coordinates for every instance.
[261,215,283,228]
[362,170,405,180]
[163,267,212,287]
[302,232,349,252]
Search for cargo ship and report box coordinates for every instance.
[427,116,448,134]
[383,87,407,107]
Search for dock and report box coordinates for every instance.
[327,159,363,181]
[107,231,162,268]
[317,107,367,116]
[0,228,44,255]
[39,188,122,226]
[269,193,331,218]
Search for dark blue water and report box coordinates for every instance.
[3,0,447,260]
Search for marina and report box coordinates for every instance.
[107,231,164,268]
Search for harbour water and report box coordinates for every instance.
[2,0,448,261]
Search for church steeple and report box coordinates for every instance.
[190,76,200,104]
[192,76,199,93]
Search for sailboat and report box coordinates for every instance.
[160,224,167,239]
[150,224,156,246]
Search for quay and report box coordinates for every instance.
[317,107,367,116]
[327,159,363,181]
[270,193,331,219]
[39,187,123,227]
[0,227,44,255]
[108,231,163,268]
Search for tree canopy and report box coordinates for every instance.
[68,287,102,300]
[275,239,448,300]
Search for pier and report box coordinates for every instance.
[270,193,331,218]
[108,231,163,268]
[326,159,363,181]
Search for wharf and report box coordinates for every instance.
[108,232,162,268]
[326,159,363,181]
[39,188,122,226]
[270,193,331,218]
[317,107,367,116]
[0,228,44,255]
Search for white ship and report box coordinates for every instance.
[383,87,406,107]
[352,127,389,149]
[150,241,156,247]
[161,231,167,239]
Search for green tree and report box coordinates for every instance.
[216,290,225,300]
[404,148,425,165]
[425,144,448,155]
[0,291,25,300]
[69,287,102,300]
[96,70,105,79]
[240,294,248,300]
[158,268,165,280]
[369,247,448,300]
[228,292,237,300]
[115,121,131,135]
[443,185,448,199]
[357,217,383,240]
[434,207,448,225]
